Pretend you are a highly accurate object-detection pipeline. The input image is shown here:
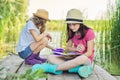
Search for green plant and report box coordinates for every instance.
[107,0,120,75]
[0,67,46,80]
[93,0,120,75]
[0,0,28,58]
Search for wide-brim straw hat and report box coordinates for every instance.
[66,9,83,23]
[33,9,50,21]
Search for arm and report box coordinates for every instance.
[65,40,77,52]
[65,40,84,52]
[30,29,47,42]
[30,29,54,50]
[84,39,94,57]
[46,45,55,50]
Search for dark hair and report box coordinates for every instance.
[66,23,90,42]
[30,16,46,34]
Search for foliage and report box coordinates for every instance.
[0,0,28,58]
[0,0,28,42]
[93,0,120,75]
[0,67,46,80]
[107,0,120,75]
[46,20,65,31]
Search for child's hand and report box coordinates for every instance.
[44,33,52,42]
[46,33,52,42]
[76,44,85,53]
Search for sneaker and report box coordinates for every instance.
[78,65,92,78]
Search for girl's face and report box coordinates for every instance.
[68,23,80,32]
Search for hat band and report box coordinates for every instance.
[66,18,83,22]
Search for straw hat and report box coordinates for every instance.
[33,9,50,21]
[66,9,83,23]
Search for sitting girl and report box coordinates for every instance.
[17,9,54,65]
[32,9,95,78]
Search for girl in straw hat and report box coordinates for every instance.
[17,9,54,65]
[32,9,95,78]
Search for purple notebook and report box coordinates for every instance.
[52,48,81,59]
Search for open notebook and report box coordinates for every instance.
[52,49,81,59]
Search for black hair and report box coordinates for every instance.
[66,23,90,42]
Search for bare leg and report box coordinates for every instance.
[47,55,65,64]
[30,37,48,54]
[33,44,45,53]
[56,55,90,70]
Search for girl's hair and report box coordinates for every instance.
[30,16,46,34]
[66,23,90,42]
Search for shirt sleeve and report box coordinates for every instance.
[26,20,37,33]
[85,29,95,41]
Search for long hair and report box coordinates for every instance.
[30,16,46,34]
[66,23,90,42]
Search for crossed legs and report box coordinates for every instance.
[47,55,90,71]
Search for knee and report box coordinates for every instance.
[41,37,48,45]
[74,55,89,65]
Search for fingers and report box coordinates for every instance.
[76,44,85,52]
[47,35,52,42]
[44,33,52,42]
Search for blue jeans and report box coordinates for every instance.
[18,45,32,59]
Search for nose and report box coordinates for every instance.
[69,24,75,29]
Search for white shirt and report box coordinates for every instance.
[17,20,40,52]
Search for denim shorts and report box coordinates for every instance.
[18,45,32,59]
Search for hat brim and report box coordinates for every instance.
[33,13,50,21]
[65,21,83,24]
